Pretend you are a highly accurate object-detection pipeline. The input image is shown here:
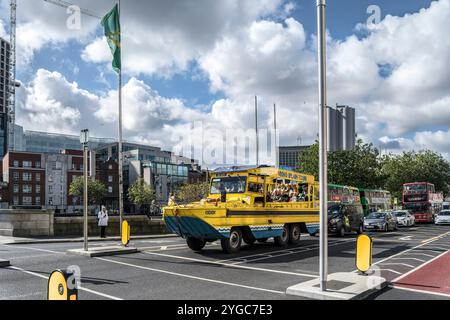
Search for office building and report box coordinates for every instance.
[278,145,310,172]
[0,37,11,158]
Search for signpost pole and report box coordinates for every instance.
[317,0,328,292]
[80,129,89,252]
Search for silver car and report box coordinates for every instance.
[393,210,415,227]
[364,212,398,232]
[435,210,450,225]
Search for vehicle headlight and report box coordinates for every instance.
[330,218,339,224]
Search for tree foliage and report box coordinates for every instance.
[127,179,156,213]
[69,177,107,205]
[175,182,210,204]
[298,140,450,198]
[298,139,384,189]
[381,151,450,199]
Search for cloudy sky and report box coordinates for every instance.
[0,0,449,164]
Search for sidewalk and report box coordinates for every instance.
[0,233,176,245]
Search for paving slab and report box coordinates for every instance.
[286,272,387,300]
[67,246,139,257]
[0,259,11,268]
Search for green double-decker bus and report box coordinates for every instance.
[359,189,391,216]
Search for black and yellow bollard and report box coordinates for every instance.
[355,234,373,275]
[48,270,78,300]
[121,220,131,247]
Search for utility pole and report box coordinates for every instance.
[274,103,279,168]
[317,0,328,292]
[255,96,259,166]
[117,0,124,233]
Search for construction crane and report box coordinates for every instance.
[42,0,102,19]
[7,0,100,151]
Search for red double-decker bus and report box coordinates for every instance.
[402,182,443,223]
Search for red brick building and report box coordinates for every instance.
[2,152,46,208]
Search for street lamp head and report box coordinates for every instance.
[80,129,90,145]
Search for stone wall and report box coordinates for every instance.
[0,209,54,237]
[54,215,169,237]
[0,209,169,238]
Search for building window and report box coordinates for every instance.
[36,197,41,205]
[49,185,53,194]
[13,196,19,205]
[22,196,32,205]
[108,164,113,170]
[48,175,53,182]
[13,172,19,181]
[35,161,41,168]
[13,160,19,167]
[23,185,32,194]
[23,161,32,168]
[108,186,113,193]
[108,175,113,183]
[36,173,41,182]
[23,172,32,181]
[13,184,19,193]
[49,197,53,205]
[36,185,41,193]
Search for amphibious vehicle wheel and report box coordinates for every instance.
[186,237,206,251]
[221,228,243,254]
[288,224,301,244]
[274,225,289,246]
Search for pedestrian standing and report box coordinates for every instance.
[98,205,109,238]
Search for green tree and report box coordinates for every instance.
[175,182,210,204]
[127,179,156,213]
[298,139,385,189]
[381,150,450,199]
[69,177,108,206]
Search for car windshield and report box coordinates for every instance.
[394,212,406,217]
[438,211,450,216]
[210,176,247,194]
[367,212,385,219]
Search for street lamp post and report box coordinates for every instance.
[317,0,329,291]
[80,129,89,252]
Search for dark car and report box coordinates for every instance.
[328,204,364,237]
[364,212,398,232]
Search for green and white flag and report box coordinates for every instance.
[101,4,121,73]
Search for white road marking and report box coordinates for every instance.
[390,285,450,298]
[96,257,285,295]
[378,269,402,275]
[378,263,415,268]
[392,257,425,263]
[3,244,64,255]
[142,251,318,278]
[6,266,123,300]
[403,253,435,258]
[231,240,354,265]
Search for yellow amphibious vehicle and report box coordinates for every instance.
[164,165,320,253]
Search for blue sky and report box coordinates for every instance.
[1,0,449,163]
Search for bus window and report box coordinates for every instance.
[210,177,247,194]
[248,183,263,194]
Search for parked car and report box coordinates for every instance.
[393,210,415,227]
[435,210,450,225]
[328,204,364,237]
[364,212,398,231]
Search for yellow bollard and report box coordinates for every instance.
[121,220,131,247]
[48,270,78,300]
[355,234,373,274]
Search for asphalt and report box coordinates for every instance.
[0,224,449,300]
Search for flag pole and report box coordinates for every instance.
[118,0,124,234]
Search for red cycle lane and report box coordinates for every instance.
[394,251,450,297]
